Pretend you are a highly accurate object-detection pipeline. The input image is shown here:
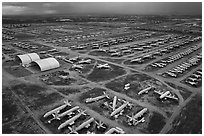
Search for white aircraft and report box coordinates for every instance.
[97,49,107,52]
[105,127,125,134]
[103,95,118,111]
[138,86,153,95]
[126,108,147,125]
[111,52,122,57]
[196,70,202,75]
[122,49,132,54]
[72,64,83,69]
[124,83,130,90]
[62,58,74,64]
[110,101,132,118]
[43,100,71,118]
[78,59,92,64]
[112,96,117,111]
[165,72,177,77]
[76,46,86,50]
[187,81,197,86]
[85,92,109,103]
[192,73,201,78]
[68,117,95,134]
[188,77,198,82]
[48,106,79,123]
[130,58,142,63]
[96,63,111,69]
[95,120,106,129]
[69,56,81,62]
[154,90,178,100]
[128,117,145,126]
[58,110,86,130]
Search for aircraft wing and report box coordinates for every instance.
[67,112,74,116]
[165,94,178,100]
[154,90,163,95]
[85,124,91,128]
[69,121,75,125]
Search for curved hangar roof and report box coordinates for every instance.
[32,58,60,71]
[17,53,40,65]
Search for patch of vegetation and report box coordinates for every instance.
[2,116,45,134]
[4,66,32,77]
[11,83,64,110]
[56,87,80,96]
[168,95,202,134]
[147,112,166,133]
[2,88,25,123]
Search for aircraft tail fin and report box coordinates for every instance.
[64,100,71,106]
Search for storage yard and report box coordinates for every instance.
[2,13,202,134]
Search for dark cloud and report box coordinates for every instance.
[2,2,202,15]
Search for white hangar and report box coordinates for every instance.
[16,53,40,65]
[31,57,60,71]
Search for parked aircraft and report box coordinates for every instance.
[138,86,153,95]
[112,96,117,111]
[76,46,86,50]
[124,83,130,90]
[192,73,201,78]
[97,49,107,52]
[165,72,177,77]
[68,117,95,134]
[72,64,83,69]
[126,108,147,125]
[154,90,178,100]
[58,110,86,130]
[105,127,125,134]
[196,70,202,75]
[130,58,142,63]
[188,77,198,82]
[78,59,92,64]
[111,52,122,57]
[69,56,81,62]
[95,120,106,129]
[43,100,71,118]
[85,92,109,103]
[48,106,80,123]
[187,81,197,86]
[110,101,132,118]
[96,63,111,69]
[128,117,145,126]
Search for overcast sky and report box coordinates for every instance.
[2,2,202,16]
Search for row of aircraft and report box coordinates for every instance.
[71,63,111,71]
[137,86,178,100]
[85,92,132,119]
[69,55,112,70]
[126,108,147,126]
[43,100,116,134]
[85,92,148,126]
[44,86,177,133]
